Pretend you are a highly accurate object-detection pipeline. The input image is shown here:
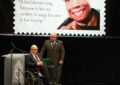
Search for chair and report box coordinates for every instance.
[25,70,44,85]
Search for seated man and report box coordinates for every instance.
[25,44,50,85]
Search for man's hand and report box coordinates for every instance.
[37,61,43,66]
[59,60,63,65]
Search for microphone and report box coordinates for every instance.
[9,42,26,53]
[9,42,16,53]
[16,48,26,53]
[11,42,16,49]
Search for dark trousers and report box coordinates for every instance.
[47,65,62,83]
[56,65,62,83]
[47,65,56,82]
[41,64,62,84]
[40,65,50,85]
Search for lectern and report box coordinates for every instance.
[3,53,28,85]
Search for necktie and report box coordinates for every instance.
[51,41,55,46]
[34,55,42,76]
[35,55,40,62]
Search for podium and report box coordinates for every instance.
[3,53,28,85]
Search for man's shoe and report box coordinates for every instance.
[57,83,61,85]
[49,81,57,85]
[38,72,43,77]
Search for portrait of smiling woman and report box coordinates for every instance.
[58,0,100,30]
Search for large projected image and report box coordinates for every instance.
[58,0,100,30]
[13,0,106,36]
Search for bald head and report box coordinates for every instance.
[30,45,38,55]
[50,33,57,41]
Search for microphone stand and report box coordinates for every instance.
[9,42,26,85]
[9,43,15,85]
[9,42,26,53]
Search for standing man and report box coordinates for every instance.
[25,44,50,85]
[40,33,65,85]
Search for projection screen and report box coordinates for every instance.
[2,0,106,36]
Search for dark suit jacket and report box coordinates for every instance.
[40,40,65,66]
[25,53,42,72]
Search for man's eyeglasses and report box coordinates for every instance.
[33,49,38,50]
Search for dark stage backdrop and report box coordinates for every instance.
[0,36,120,85]
[1,0,120,85]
